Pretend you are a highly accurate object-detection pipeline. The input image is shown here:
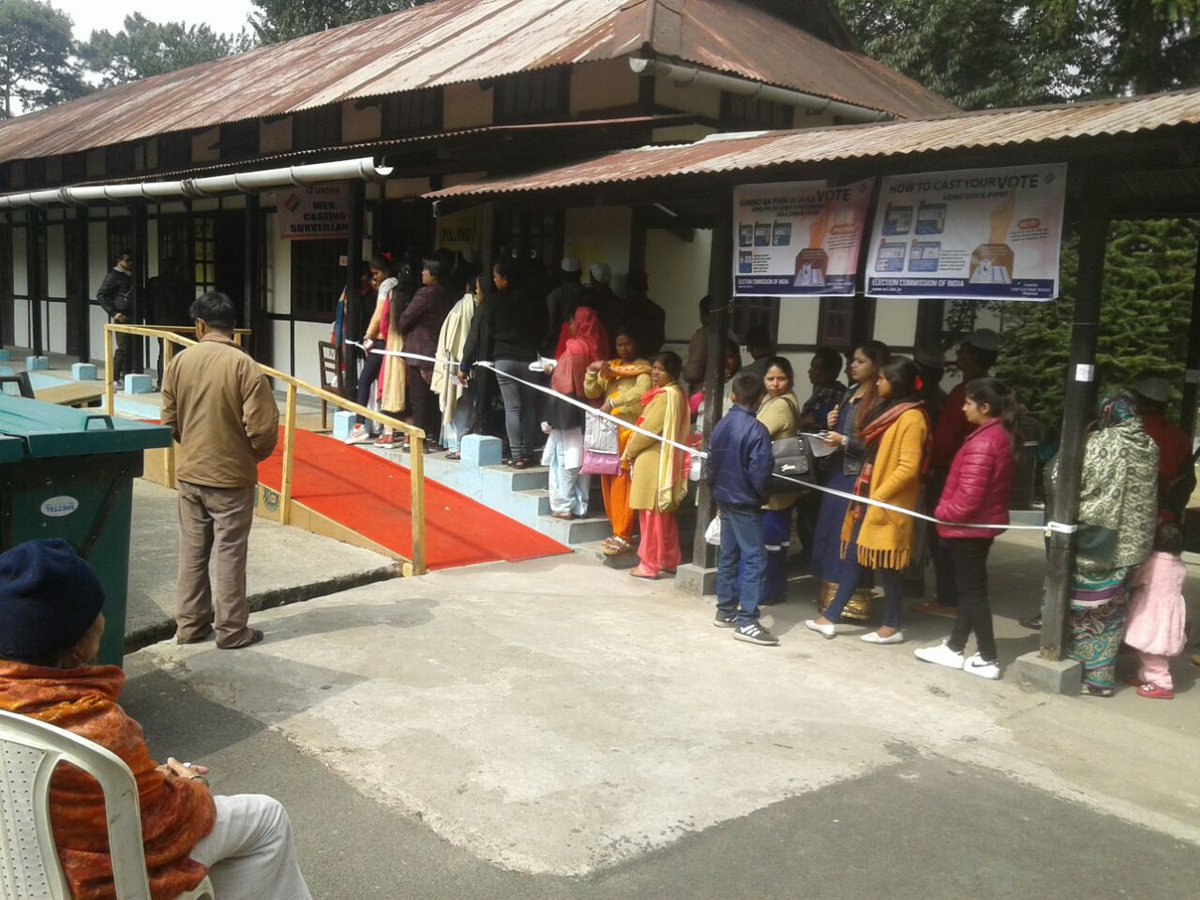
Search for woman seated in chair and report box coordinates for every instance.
[0,539,311,900]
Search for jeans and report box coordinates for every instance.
[735,508,791,603]
[716,503,766,626]
[927,471,958,606]
[825,520,904,629]
[495,358,539,458]
[354,348,383,427]
[946,537,996,661]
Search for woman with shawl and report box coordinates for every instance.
[805,356,929,643]
[0,540,311,900]
[542,305,608,518]
[375,261,417,447]
[1050,391,1158,695]
[622,351,691,579]
[584,327,652,556]
[433,269,481,459]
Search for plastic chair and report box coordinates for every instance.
[0,709,214,900]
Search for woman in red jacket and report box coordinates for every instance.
[914,377,1016,680]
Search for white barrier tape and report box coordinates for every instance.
[351,342,1066,535]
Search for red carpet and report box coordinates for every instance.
[257,428,569,570]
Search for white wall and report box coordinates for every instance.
[873,299,920,352]
[48,302,66,354]
[564,206,632,284]
[293,321,328,386]
[271,319,292,376]
[88,221,110,360]
[646,227,713,344]
[778,298,821,347]
[12,227,27,347]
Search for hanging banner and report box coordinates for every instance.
[733,178,874,297]
[435,206,481,253]
[277,183,350,240]
[864,163,1066,301]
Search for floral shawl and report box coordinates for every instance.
[0,662,216,900]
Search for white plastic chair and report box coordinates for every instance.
[0,709,214,900]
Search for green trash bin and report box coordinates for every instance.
[0,395,172,666]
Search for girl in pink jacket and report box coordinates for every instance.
[1125,523,1188,699]
[915,378,1016,680]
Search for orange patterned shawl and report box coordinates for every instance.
[0,661,216,900]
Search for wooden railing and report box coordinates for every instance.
[103,323,427,575]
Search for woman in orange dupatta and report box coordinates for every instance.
[0,539,311,900]
[622,351,691,579]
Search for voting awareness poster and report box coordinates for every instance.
[277,183,351,240]
[864,164,1066,301]
[733,178,874,297]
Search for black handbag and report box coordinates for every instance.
[770,434,814,494]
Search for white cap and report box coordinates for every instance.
[589,262,611,284]
[1133,376,1169,404]
[560,256,581,273]
[963,328,999,353]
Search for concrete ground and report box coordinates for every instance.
[124,530,1200,898]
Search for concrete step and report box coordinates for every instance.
[535,513,613,544]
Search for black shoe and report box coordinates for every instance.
[733,622,779,645]
[1019,614,1042,630]
[713,611,738,628]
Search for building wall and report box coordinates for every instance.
[571,59,639,115]
[646,227,713,346]
[564,206,632,280]
[444,83,493,131]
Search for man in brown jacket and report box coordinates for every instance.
[161,292,279,649]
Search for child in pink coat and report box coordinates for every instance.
[1125,523,1188,699]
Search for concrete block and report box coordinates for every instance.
[674,563,717,596]
[25,356,49,371]
[123,373,153,394]
[332,410,356,440]
[461,434,502,468]
[0,349,10,361]
[0,366,12,377]
[1012,651,1081,695]
[71,362,98,381]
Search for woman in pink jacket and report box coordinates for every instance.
[915,378,1016,679]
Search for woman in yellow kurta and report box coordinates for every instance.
[805,356,928,643]
[584,327,651,555]
[622,351,690,579]
[755,357,802,603]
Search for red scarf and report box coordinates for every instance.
[551,307,607,398]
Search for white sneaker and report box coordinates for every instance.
[914,640,965,670]
[344,425,371,445]
[963,653,1001,680]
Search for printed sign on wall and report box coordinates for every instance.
[277,183,350,240]
[435,206,481,253]
[864,164,1067,300]
[733,178,874,297]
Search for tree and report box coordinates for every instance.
[81,14,251,87]
[247,0,429,44]
[0,0,88,118]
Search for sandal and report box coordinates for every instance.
[375,434,396,447]
[446,451,461,460]
[602,537,631,556]
[513,458,529,469]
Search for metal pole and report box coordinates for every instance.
[1179,236,1200,439]
[1040,179,1109,660]
[690,187,733,571]
[343,181,366,396]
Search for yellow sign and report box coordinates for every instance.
[435,207,481,253]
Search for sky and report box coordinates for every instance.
[51,1,257,41]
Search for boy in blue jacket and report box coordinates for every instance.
[708,370,777,645]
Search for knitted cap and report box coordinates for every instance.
[0,540,106,661]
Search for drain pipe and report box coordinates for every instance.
[0,156,394,209]
[629,57,891,124]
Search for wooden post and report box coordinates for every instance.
[279,383,298,525]
[163,340,177,487]
[409,432,426,576]
[343,182,366,395]
[1178,236,1200,440]
[690,187,733,571]
[132,204,148,374]
[103,327,114,415]
[1040,182,1109,660]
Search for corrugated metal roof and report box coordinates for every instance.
[424,89,1200,199]
[0,0,951,166]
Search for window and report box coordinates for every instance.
[817,295,875,352]
[194,216,217,293]
[157,133,191,171]
[496,208,563,270]
[106,217,133,267]
[24,159,46,190]
[722,92,794,130]
[381,89,442,137]
[293,106,342,151]
[105,144,135,178]
[730,296,779,346]
[62,153,86,184]
[290,238,343,321]
[494,68,570,124]
[158,215,190,280]
[218,120,258,161]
